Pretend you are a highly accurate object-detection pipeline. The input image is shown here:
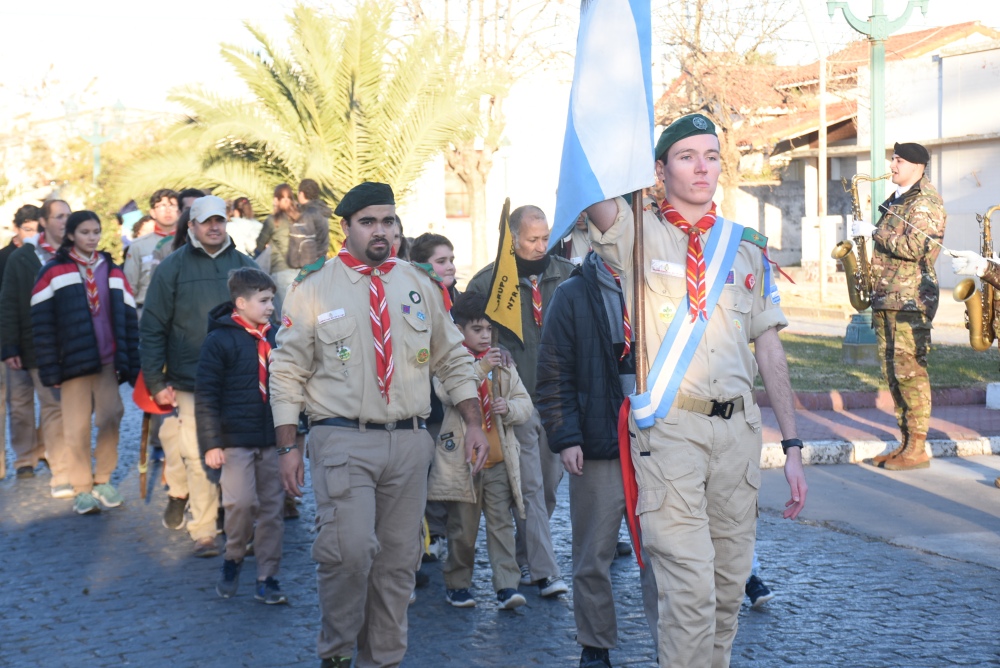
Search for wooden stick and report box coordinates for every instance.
[631,191,648,393]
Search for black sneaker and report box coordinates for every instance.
[538,577,569,597]
[15,466,34,479]
[445,588,476,608]
[745,575,775,609]
[319,658,351,668]
[580,646,612,668]
[163,496,188,530]
[496,588,526,610]
[255,577,288,605]
[615,541,633,558]
[216,559,242,599]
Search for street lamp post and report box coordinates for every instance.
[65,100,126,184]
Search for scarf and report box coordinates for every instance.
[467,346,492,432]
[601,261,631,362]
[414,262,454,311]
[231,312,272,402]
[338,247,397,402]
[38,233,56,255]
[659,200,717,321]
[68,249,101,315]
[153,224,171,237]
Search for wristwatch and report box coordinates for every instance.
[780,438,803,455]
[276,445,298,456]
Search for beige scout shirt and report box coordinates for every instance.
[269,257,479,428]
[589,197,787,403]
[123,232,168,305]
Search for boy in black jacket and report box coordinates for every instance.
[196,267,287,605]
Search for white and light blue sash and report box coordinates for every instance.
[630,217,744,429]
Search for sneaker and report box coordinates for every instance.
[496,588,526,610]
[538,577,569,597]
[92,483,123,509]
[151,446,165,462]
[51,484,75,499]
[745,575,775,609]
[424,535,445,562]
[445,588,476,608]
[15,465,34,478]
[255,577,289,605]
[519,564,533,586]
[580,646,612,668]
[409,590,417,605]
[615,541,633,558]
[216,559,242,599]
[193,537,220,558]
[283,495,300,519]
[73,492,101,515]
[319,658,352,668]
[163,496,188,530]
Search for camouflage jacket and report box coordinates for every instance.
[870,175,947,319]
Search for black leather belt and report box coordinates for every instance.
[312,417,426,431]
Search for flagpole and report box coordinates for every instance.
[631,191,647,393]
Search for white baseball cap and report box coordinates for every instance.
[189,195,228,223]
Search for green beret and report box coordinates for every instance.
[655,113,717,161]
[334,182,395,219]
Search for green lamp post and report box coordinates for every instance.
[65,100,126,184]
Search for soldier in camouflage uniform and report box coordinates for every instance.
[853,142,947,471]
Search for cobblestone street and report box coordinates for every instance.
[2,387,999,667]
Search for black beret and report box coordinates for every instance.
[334,182,395,219]
[655,113,717,160]
[893,142,929,165]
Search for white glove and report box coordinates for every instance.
[950,249,989,277]
[851,218,876,238]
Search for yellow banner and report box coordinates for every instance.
[484,198,523,344]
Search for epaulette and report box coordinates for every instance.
[291,256,326,288]
[154,235,174,252]
[741,228,768,249]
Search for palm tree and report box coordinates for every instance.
[120,1,488,252]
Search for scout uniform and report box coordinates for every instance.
[869,143,947,471]
[269,183,478,667]
[589,115,788,668]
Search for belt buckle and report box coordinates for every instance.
[709,400,734,420]
[384,421,397,432]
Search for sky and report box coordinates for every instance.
[2,0,999,128]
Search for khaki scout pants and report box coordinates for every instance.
[6,367,43,475]
[570,457,660,649]
[60,365,124,494]
[443,461,521,592]
[309,424,433,667]
[512,409,562,581]
[220,446,284,580]
[873,310,932,439]
[631,400,762,668]
[29,367,67,488]
[160,391,219,541]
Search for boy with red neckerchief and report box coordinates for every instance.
[196,267,287,605]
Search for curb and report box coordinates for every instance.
[760,436,998,470]
[781,305,851,320]
[756,387,985,411]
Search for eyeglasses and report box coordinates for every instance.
[153,202,179,211]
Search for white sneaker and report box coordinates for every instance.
[51,484,75,499]
[519,564,532,586]
[425,535,445,561]
[538,577,569,597]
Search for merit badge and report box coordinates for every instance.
[281,314,292,328]
[745,274,756,290]
[416,348,430,364]
[444,439,457,451]
[658,303,676,324]
[770,291,781,305]
[733,319,743,332]
[417,311,426,321]
[401,304,411,314]
[337,346,352,362]
[439,432,454,441]
[409,291,422,304]
[725,270,734,284]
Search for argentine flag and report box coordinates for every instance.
[550,0,656,248]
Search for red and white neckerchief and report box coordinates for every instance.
[153,224,170,237]
[466,346,493,431]
[68,249,102,315]
[338,247,398,402]
[659,200,717,322]
[601,261,632,362]
[529,276,543,328]
[38,233,56,255]
[231,311,272,402]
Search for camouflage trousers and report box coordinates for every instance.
[873,310,932,438]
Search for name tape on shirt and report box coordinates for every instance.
[317,308,346,324]
[650,259,685,278]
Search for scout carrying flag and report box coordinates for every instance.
[484,198,523,345]
[549,0,655,248]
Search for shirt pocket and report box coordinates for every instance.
[316,316,362,373]
[399,313,431,368]
[719,286,753,340]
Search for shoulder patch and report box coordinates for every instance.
[741,228,768,249]
[293,256,326,287]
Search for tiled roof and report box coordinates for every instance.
[738,100,857,150]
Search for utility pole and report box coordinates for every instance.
[827,0,929,222]
[65,100,126,184]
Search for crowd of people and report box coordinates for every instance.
[0,114,821,668]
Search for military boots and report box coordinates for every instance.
[884,433,931,471]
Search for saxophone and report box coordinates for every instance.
[953,205,998,351]
[831,172,892,312]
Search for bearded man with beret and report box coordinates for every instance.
[584,114,807,668]
[269,182,487,668]
[853,142,947,471]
